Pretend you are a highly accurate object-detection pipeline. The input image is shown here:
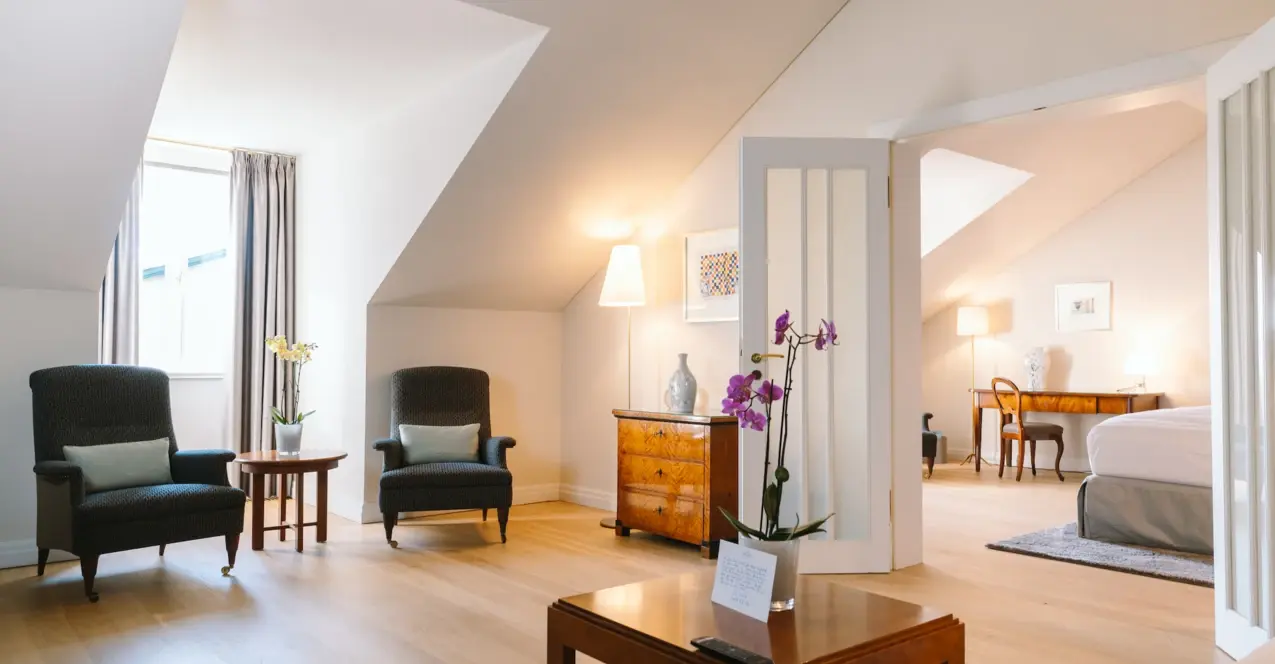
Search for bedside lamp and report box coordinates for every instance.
[598,245,645,531]
[1122,351,1157,393]
[956,306,989,466]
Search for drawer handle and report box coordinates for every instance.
[656,468,664,477]
[654,428,665,437]
[656,506,663,515]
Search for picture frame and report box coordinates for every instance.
[683,228,740,323]
[1054,282,1112,332]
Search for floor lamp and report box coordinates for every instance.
[597,244,646,528]
[956,306,989,465]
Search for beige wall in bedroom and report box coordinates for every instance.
[922,137,1209,472]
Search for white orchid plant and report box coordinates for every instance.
[265,335,318,425]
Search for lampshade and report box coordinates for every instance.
[598,244,646,307]
[956,306,988,336]
[1124,351,1159,376]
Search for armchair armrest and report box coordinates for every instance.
[171,449,236,486]
[483,436,516,469]
[373,438,404,472]
[33,460,85,506]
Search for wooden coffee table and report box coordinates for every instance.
[547,572,964,663]
[233,450,347,553]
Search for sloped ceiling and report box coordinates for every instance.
[150,0,541,156]
[919,100,1206,319]
[0,1,186,291]
[372,0,850,309]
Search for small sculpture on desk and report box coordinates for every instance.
[1024,346,1047,391]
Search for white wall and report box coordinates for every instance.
[297,35,544,522]
[922,139,1209,471]
[0,287,98,568]
[556,0,1270,515]
[366,306,562,508]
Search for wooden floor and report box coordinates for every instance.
[0,465,1218,663]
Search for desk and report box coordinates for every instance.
[547,571,964,663]
[970,389,1162,472]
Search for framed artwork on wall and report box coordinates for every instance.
[684,228,739,323]
[1055,281,1112,332]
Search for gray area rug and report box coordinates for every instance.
[987,523,1213,588]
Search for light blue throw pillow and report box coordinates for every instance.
[63,438,173,493]
[399,423,481,465]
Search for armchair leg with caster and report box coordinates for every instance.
[384,512,398,548]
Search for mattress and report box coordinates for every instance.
[1086,406,1212,488]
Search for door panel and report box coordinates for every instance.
[740,138,892,573]
[1209,15,1275,658]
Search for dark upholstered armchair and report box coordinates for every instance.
[30,365,245,602]
[373,367,515,547]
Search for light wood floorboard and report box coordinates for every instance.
[0,465,1218,663]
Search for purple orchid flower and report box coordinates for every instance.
[757,379,784,404]
[815,318,838,350]
[774,310,791,344]
[737,408,767,431]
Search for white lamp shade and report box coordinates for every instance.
[1124,351,1158,376]
[956,306,988,336]
[598,244,646,307]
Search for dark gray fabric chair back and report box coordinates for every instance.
[30,365,177,463]
[389,367,491,443]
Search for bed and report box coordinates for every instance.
[1077,406,1213,554]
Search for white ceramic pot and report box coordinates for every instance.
[275,422,303,457]
[738,536,800,611]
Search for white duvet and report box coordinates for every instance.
[1086,406,1212,488]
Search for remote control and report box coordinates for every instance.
[690,636,774,664]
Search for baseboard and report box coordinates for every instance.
[0,539,76,571]
[513,483,560,505]
[559,484,616,511]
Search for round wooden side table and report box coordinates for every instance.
[233,450,347,552]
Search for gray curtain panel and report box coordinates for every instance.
[99,161,141,365]
[228,150,296,492]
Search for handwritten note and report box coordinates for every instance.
[711,540,777,622]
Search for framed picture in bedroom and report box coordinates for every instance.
[1055,282,1112,332]
[684,228,739,323]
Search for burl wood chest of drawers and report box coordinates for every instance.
[612,410,738,558]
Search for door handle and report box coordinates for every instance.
[750,352,785,364]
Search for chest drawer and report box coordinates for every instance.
[618,419,706,462]
[618,455,704,500]
[617,489,704,545]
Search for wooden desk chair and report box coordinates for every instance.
[991,377,1065,482]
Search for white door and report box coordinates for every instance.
[739,138,914,574]
[1210,16,1275,660]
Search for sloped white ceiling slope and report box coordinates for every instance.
[373,0,850,309]
[919,101,1205,319]
[0,1,186,291]
[150,0,540,156]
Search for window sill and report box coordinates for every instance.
[168,372,225,381]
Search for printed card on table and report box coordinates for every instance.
[710,540,777,622]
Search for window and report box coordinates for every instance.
[138,146,233,375]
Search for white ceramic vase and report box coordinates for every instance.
[1024,347,1048,391]
[738,536,800,611]
[666,353,697,414]
[275,422,303,457]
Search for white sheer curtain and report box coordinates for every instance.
[227,150,295,491]
[99,161,141,365]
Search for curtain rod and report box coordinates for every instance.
[146,135,234,152]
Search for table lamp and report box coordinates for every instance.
[1122,351,1157,393]
[956,306,989,465]
[598,244,645,529]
